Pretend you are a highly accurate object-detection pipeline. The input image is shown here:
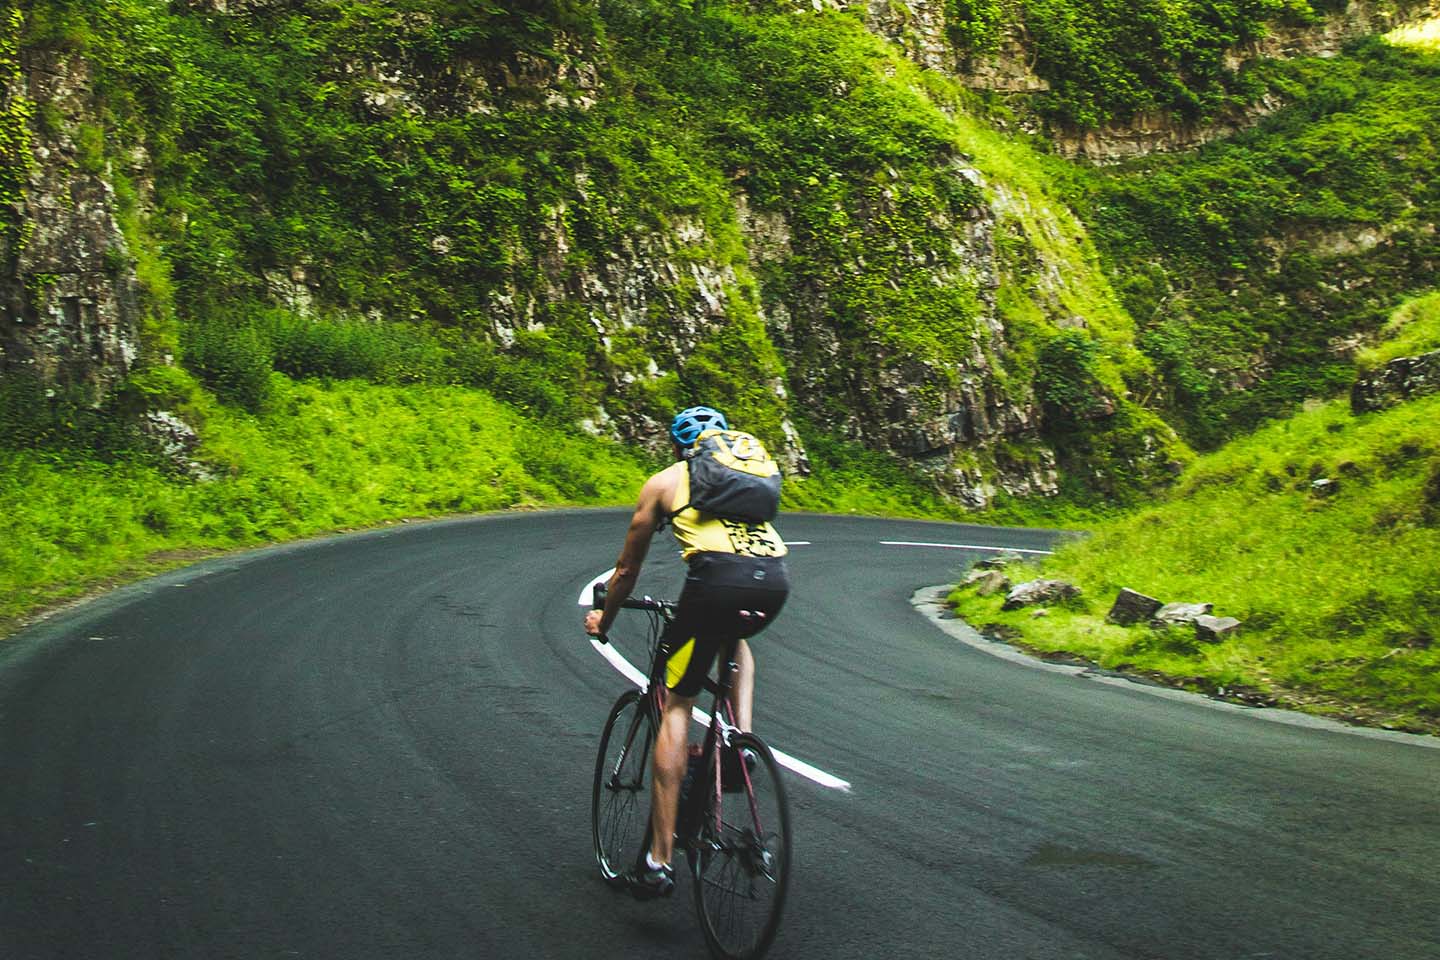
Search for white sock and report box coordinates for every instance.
[646,852,667,871]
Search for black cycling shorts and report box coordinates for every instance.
[661,552,789,698]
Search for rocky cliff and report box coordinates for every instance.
[1043,0,1440,162]
[933,0,1440,162]
[1,37,139,397]
[13,1,1422,506]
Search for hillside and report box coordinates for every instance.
[950,292,1440,732]
[2,2,1439,639]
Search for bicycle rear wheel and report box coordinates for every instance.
[691,732,791,960]
[592,689,654,886]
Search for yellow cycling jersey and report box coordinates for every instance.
[670,465,788,561]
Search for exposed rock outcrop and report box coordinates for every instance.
[1003,578,1080,610]
[863,0,955,73]
[1,48,141,395]
[1351,350,1440,413]
[0,4,1158,507]
[1107,588,1163,625]
[956,0,1440,162]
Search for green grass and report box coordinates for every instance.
[0,372,649,631]
[1387,18,1440,54]
[1356,291,1440,372]
[949,388,1440,734]
[0,367,974,636]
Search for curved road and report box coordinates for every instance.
[2,511,1437,959]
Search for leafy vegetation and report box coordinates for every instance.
[0,360,967,633]
[1058,36,1440,447]
[6,0,1440,746]
[1,8,34,254]
[0,367,644,630]
[943,0,1374,126]
[1356,290,1440,372]
[951,306,1440,732]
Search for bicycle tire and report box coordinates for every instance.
[691,732,792,960]
[592,689,654,887]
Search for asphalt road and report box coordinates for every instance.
[2,510,1438,959]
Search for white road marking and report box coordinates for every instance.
[580,569,851,792]
[881,540,1054,555]
[578,569,616,607]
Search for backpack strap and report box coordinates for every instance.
[659,454,697,531]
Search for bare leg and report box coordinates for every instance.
[649,691,695,866]
[729,638,755,733]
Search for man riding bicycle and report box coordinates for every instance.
[584,406,789,900]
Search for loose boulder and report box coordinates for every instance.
[1194,615,1242,642]
[975,551,1024,570]
[1107,588,1163,625]
[1151,602,1213,627]
[975,570,1011,597]
[958,567,1011,596]
[1351,350,1440,413]
[1003,579,1080,611]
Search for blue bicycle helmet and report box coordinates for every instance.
[669,405,728,447]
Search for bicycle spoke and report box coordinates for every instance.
[692,733,791,960]
[592,691,653,885]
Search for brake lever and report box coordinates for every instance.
[591,582,610,645]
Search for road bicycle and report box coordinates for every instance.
[590,587,792,960]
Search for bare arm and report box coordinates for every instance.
[585,466,678,636]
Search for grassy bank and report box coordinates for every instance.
[0,369,970,638]
[949,383,1440,734]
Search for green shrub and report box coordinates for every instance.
[945,0,1327,126]
[262,311,446,385]
[1060,38,1440,446]
[945,0,1005,57]
[182,317,274,412]
[1037,329,1107,421]
[0,372,142,459]
[1356,291,1440,372]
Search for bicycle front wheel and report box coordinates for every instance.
[691,732,792,960]
[592,689,654,886]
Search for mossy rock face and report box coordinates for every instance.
[1351,350,1440,413]
[23,0,1437,508]
[7,0,1175,503]
[1,39,141,399]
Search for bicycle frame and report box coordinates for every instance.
[592,585,792,960]
[603,592,761,849]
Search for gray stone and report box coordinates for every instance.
[1151,602,1214,627]
[975,571,1011,597]
[959,567,1011,597]
[1107,588,1163,625]
[1002,579,1080,611]
[139,411,214,481]
[975,551,1024,570]
[959,567,991,588]
[2,50,141,396]
[1194,615,1242,642]
[1310,477,1340,497]
[1351,350,1440,413]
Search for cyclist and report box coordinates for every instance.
[585,405,789,900]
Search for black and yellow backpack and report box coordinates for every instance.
[677,429,782,523]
